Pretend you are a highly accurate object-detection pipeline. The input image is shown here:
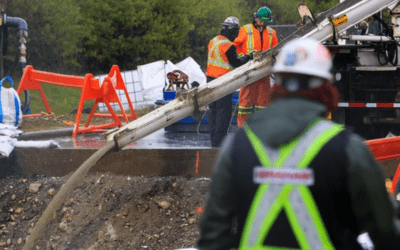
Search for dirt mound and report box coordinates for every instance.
[0,172,210,250]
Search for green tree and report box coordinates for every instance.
[79,0,191,73]
[241,0,340,24]
[184,0,249,69]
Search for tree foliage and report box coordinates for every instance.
[78,0,192,73]
[0,0,355,77]
[184,0,248,68]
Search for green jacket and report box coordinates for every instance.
[197,97,400,250]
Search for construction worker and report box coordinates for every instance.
[197,38,400,249]
[234,6,278,127]
[206,16,252,147]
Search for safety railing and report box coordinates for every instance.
[16,65,137,137]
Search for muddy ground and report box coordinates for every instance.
[0,172,210,250]
[1,161,399,250]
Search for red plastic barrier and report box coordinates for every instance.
[365,136,400,194]
[365,136,400,162]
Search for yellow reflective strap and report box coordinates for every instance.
[284,191,313,249]
[267,27,273,48]
[238,106,253,115]
[244,126,270,166]
[298,186,335,250]
[238,111,252,115]
[256,185,294,246]
[298,123,344,169]
[245,24,254,55]
[239,183,269,249]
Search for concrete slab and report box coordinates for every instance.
[0,129,220,178]
[3,148,219,178]
[2,128,398,180]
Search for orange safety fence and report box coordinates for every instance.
[16,65,137,137]
[365,136,400,194]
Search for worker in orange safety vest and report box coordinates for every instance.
[234,6,279,127]
[206,16,252,147]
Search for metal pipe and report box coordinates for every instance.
[346,34,392,42]
[106,53,274,149]
[4,15,28,71]
[302,0,399,43]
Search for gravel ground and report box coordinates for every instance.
[0,172,210,250]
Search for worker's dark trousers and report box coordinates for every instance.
[208,93,233,147]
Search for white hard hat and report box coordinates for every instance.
[221,16,240,29]
[272,38,333,82]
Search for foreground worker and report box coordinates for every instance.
[197,38,400,249]
[234,6,278,127]
[206,16,252,147]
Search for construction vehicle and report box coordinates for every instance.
[324,1,400,139]
[23,0,400,249]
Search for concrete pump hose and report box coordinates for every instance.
[22,140,116,250]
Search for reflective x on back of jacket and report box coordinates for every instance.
[240,119,344,250]
[206,36,234,78]
[244,24,273,54]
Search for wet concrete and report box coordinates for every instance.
[17,128,216,149]
[0,129,220,178]
[1,127,399,179]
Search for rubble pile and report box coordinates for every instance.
[0,172,210,249]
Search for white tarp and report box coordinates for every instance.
[137,57,206,103]
[98,57,206,112]
[136,60,166,104]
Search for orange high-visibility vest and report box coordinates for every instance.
[206,35,234,78]
[234,24,278,55]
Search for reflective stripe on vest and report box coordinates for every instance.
[207,37,234,70]
[244,24,273,54]
[240,119,343,250]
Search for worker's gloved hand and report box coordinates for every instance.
[249,50,257,60]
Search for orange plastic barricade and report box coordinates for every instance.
[90,65,137,120]
[17,65,85,118]
[16,65,137,137]
[365,136,400,194]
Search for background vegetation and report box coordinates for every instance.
[3,0,340,78]
[0,0,353,117]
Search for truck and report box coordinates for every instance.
[323,1,400,139]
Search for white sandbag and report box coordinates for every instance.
[0,76,22,127]
[12,139,59,148]
[0,135,60,158]
[0,123,23,137]
[0,135,15,157]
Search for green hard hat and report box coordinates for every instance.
[253,6,272,23]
